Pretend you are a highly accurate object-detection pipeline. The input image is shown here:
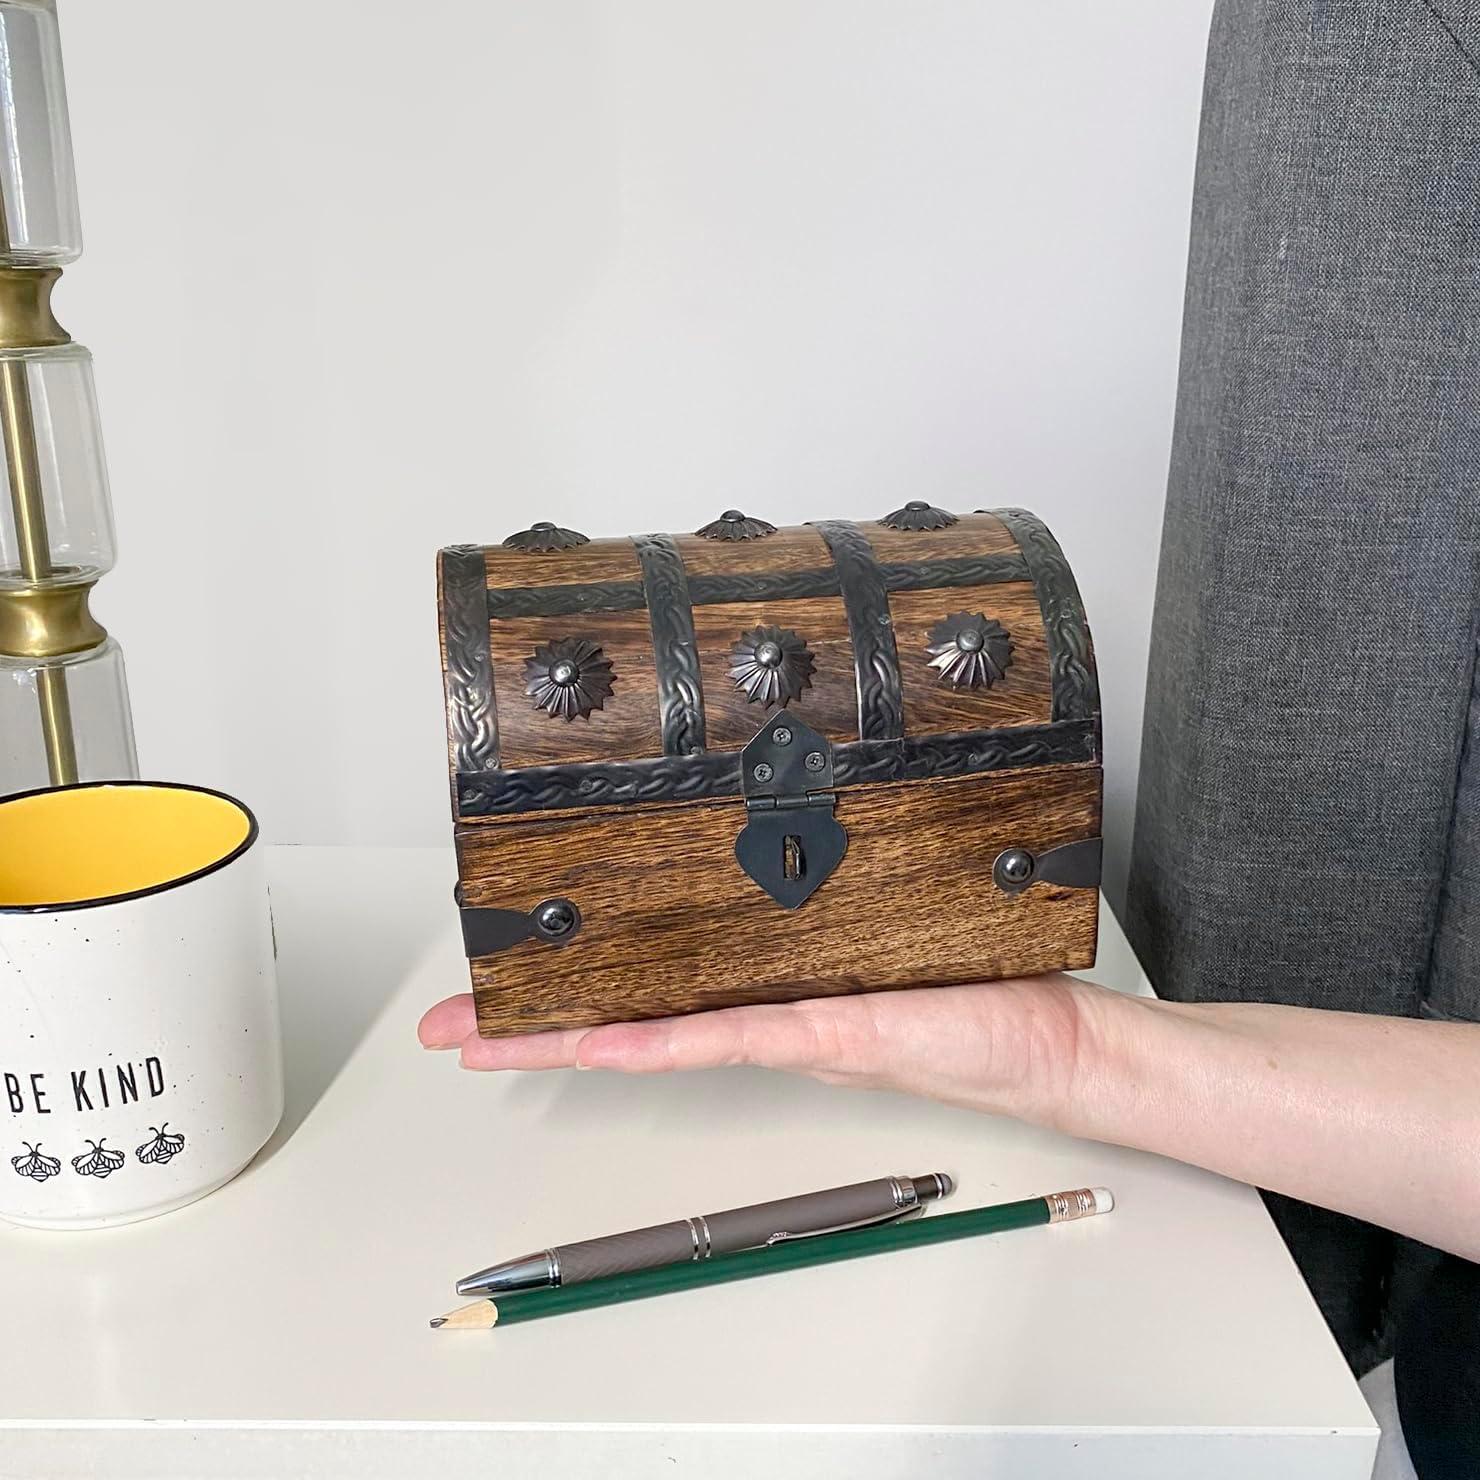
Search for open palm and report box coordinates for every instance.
[419,973,1100,1130]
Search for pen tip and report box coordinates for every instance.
[429,1317,446,1329]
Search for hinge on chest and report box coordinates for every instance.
[745,792,836,813]
[734,711,849,908]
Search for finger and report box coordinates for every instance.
[418,993,477,1048]
[459,1026,591,1071]
[573,1001,832,1074]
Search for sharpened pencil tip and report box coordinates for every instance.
[431,1298,500,1331]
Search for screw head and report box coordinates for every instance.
[905,500,930,512]
[754,639,784,669]
[549,659,579,686]
[997,848,1035,885]
[804,750,826,772]
[535,898,579,937]
[955,627,984,653]
[722,508,745,522]
[772,726,792,746]
[532,520,555,531]
[752,762,774,783]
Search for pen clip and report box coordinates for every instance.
[763,1202,926,1246]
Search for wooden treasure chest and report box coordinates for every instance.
[437,504,1101,1037]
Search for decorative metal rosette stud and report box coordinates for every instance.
[696,508,777,541]
[524,637,616,721]
[729,625,816,708]
[925,612,1014,689]
[502,520,590,552]
[879,500,958,531]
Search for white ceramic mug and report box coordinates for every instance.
[0,781,283,1230]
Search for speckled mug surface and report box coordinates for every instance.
[0,782,283,1230]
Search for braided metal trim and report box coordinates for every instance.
[813,520,904,741]
[459,751,739,815]
[488,580,646,618]
[691,568,837,604]
[633,533,706,756]
[455,718,1098,816]
[481,553,1033,619]
[440,545,501,772]
[989,508,1100,722]
[882,553,1029,591]
[834,721,1096,786]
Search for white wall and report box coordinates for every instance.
[61,0,1211,904]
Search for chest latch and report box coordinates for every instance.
[734,710,849,908]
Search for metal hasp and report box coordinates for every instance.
[456,886,583,959]
[734,710,848,908]
[991,838,1103,895]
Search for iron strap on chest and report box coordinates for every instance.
[442,509,1103,818]
[632,533,705,757]
[631,520,906,757]
[811,520,905,742]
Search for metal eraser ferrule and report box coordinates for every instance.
[1045,1187,1114,1223]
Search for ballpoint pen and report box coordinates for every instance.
[434,1187,1115,1330]
[456,1171,954,1296]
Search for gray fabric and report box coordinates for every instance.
[1426,652,1480,1021]
[1128,0,1480,1022]
[1125,0,1480,1381]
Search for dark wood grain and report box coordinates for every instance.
[480,536,642,590]
[890,582,1053,734]
[457,762,1102,1035]
[860,511,1016,563]
[488,610,660,767]
[672,524,832,576]
[691,594,857,750]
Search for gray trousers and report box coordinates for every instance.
[1124,0,1480,1467]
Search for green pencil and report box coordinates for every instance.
[431,1186,1113,1330]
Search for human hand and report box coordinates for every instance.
[418,973,1114,1132]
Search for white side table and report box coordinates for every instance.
[0,846,1377,1479]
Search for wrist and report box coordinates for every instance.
[1033,978,1169,1143]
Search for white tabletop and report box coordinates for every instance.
[0,846,1376,1480]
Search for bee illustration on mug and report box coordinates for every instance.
[71,1139,127,1178]
[136,1125,186,1166]
[10,1128,190,1184]
[10,1143,62,1182]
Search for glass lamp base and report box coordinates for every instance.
[0,636,137,795]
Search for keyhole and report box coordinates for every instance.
[783,835,804,881]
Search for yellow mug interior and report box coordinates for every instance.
[0,783,254,909]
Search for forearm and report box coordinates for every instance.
[422,964,1480,1259]
[1061,985,1480,1260]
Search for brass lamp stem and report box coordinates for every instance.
[2,356,54,583]
[0,355,78,785]
[0,233,81,783]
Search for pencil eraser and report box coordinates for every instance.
[1091,1187,1115,1215]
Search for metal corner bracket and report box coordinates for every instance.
[456,886,583,960]
[991,838,1103,895]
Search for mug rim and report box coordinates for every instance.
[0,779,261,915]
